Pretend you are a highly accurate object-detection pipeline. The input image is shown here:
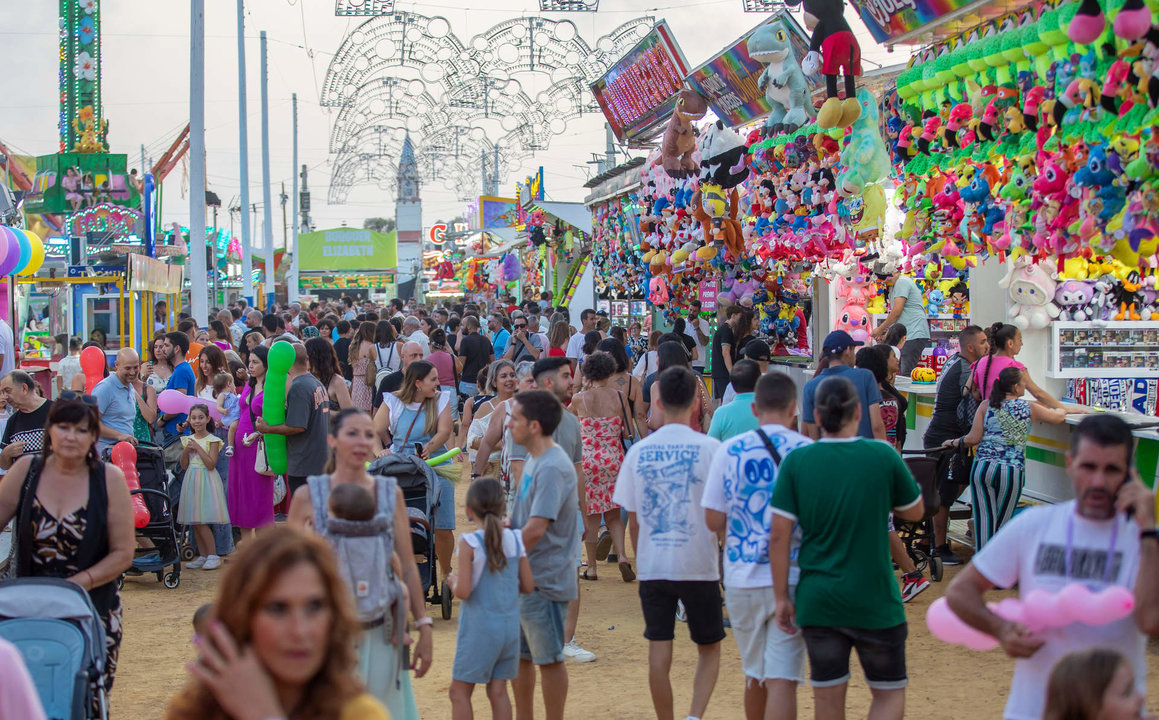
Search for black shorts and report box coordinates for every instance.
[286,475,309,498]
[639,580,725,645]
[801,623,908,689]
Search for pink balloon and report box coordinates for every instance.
[0,228,13,275]
[157,389,223,421]
[926,598,1000,651]
[1057,584,1096,626]
[1022,588,1066,630]
[989,598,1027,625]
[1088,586,1136,625]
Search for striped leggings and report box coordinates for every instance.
[970,459,1025,550]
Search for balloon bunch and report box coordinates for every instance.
[0,226,47,277]
[926,585,1136,651]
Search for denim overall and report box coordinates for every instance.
[451,528,523,683]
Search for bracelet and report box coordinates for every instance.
[1141,529,1159,542]
[414,616,434,628]
[81,569,93,588]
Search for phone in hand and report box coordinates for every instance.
[414,442,425,457]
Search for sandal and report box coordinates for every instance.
[581,568,599,581]
[619,561,636,583]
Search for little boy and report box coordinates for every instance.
[213,373,241,457]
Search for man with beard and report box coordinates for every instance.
[946,415,1159,720]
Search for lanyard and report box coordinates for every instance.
[1065,514,1119,584]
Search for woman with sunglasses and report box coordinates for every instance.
[0,396,134,705]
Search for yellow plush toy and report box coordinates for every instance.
[910,367,936,382]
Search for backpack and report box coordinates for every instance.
[374,344,396,390]
[308,475,405,639]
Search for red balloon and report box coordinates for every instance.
[111,442,150,528]
[79,345,106,394]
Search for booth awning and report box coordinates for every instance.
[532,201,593,234]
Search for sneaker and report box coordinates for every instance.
[202,555,223,571]
[595,531,613,562]
[186,556,206,570]
[901,573,929,603]
[562,639,596,663]
[934,544,963,566]
[607,553,618,563]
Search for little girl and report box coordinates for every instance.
[447,477,533,720]
[178,404,230,570]
[214,372,241,460]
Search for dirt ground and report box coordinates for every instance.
[112,477,1159,719]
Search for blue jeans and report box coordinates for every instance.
[459,381,478,398]
[519,590,568,665]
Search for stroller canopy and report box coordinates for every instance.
[0,577,107,675]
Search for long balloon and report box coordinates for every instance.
[262,341,295,475]
[157,388,224,421]
[426,447,462,466]
[110,442,150,528]
[79,345,106,394]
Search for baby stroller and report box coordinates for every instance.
[895,448,949,582]
[367,453,451,619]
[0,577,109,719]
[105,441,182,589]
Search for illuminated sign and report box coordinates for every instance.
[590,20,690,145]
[429,224,447,245]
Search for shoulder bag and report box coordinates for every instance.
[616,389,635,452]
[247,389,275,476]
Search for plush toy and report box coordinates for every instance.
[660,89,709,179]
[789,0,861,129]
[699,120,751,189]
[1000,257,1060,329]
[926,287,946,315]
[1054,279,1097,321]
[1112,271,1144,320]
[750,22,812,134]
[833,303,872,343]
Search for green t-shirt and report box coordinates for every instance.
[770,438,921,629]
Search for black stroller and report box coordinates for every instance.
[106,441,182,589]
[367,453,452,619]
[895,448,950,582]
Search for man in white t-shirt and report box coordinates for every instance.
[0,318,13,378]
[684,300,711,376]
[946,414,1159,720]
[703,371,810,720]
[565,309,598,367]
[613,366,723,720]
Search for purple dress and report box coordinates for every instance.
[227,385,274,528]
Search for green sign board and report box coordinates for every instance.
[24,152,141,216]
[297,227,398,272]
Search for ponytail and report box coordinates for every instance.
[990,367,1023,409]
[482,512,507,573]
[982,323,1018,399]
[465,477,508,573]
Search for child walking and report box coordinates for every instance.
[448,478,533,720]
[178,404,230,570]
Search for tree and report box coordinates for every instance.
[363,217,395,233]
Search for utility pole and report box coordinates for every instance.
[280,182,288,250]
[237,0,254,305]
[299,164,311,233]
[289,92,299,303]
[260,30,275,310]
[211,204,219,305]
[188,0,208,322]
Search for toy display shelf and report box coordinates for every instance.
[1047,320,1159,379]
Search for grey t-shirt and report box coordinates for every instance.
[285,373,330,477]
[890,274,931,340]
[510,444,579,602]
[506,408,582,465]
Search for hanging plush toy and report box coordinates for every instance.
[699,120,751,189]
[660,89,709,179]
[750,22,813,134]
[788,0,862,129]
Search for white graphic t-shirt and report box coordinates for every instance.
[972,501,1146,720]
[613,423,721,582]
[702,424,811,589]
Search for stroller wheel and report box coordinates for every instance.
[180,545,196,562]
[930,556,945,582]
[163,571,181,589]
[441,582,453,620]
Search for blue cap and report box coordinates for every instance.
[823,330,863,356]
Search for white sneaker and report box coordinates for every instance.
[202,555,223,570]
[562,639,595,663]
[186,556,206,569]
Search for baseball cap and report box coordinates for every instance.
[741,339,771,362]
[822,330,863,356]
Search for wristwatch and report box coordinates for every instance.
[1140,529,1159,542]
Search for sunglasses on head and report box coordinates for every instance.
[59,391,98,407]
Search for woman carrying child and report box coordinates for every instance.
[288,408,432,720]
[178,404,230,570]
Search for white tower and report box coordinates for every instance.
[395,133,422,294]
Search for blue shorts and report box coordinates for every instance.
[434,474,456,530]
[519,590,568,665]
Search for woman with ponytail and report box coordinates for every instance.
[447,477,534,719]
[947,366,1067,548]
[972,323,1065,410]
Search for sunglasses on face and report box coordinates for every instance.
[514,324,527,329]
[59,391,98,407]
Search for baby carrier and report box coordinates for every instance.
[307,475,407,687]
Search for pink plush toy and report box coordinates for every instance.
[999,257,1060,329]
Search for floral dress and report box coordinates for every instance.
[351,354,373,412]
[579,415,624,515]
[29,498,123,695]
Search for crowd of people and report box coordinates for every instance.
[0,293,1156,720]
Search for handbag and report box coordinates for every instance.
[254,435,275,476]
[956,359,982,431]
[616,389,635,453]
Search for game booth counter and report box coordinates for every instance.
[580,0,1159,513]
[296,227,399,301]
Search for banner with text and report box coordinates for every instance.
[298,228,398,272]
[849,0,981,43]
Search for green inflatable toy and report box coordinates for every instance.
[426,447,462,466]
[262,340,296,475]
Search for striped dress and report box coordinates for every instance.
[970,398,1030,549]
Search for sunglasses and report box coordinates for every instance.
[514,324,527,329]
[59,390,98,407]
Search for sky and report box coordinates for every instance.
[0,0,904,243]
